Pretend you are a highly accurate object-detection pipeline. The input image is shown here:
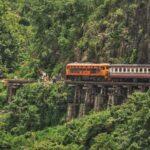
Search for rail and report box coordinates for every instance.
[65,80,150,86]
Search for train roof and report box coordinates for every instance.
[66,63,150,67]
[110,64,150,67]
[67,63,110,66]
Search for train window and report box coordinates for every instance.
[91,68,97,73]
[129,68,131,72]
[127,68,130,72]
[70,68,74,73]
[136,68,138,73]
[80,68,83,72]
[144,68,147,73]
[70,68,80,73]
[77,68,79,73]
[140,68,142,72]
[148,68,150,73]
[87,68,91,71]
[147,68,149,73]
[119,68,121,72]
[134,68,136,73]
[131,68,134,72]
[123,68,126,72]
[115,68,117,72]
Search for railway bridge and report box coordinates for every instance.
[66,80,150,121]
[1,79,35,102]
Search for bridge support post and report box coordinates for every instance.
[94,86,108,111]
[66,103,76,121]
[127,86,134,98]
[108,86,129,107]
[66,85,83,120]
[78,103,86,118]
[121,86,128,103]
[107,87,116,107]
[7,85,14,103]
[84,85,93,114]
[115,86,126,105]
[7,84,21,102]
[138,86,146,92]
[101,86,109,109]
[94,92,101,111]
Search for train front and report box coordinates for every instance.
[66,63,110,81]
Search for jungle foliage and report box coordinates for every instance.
[0,91,150,149]
[3,83,68,135]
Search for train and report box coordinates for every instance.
[66,63,150,82]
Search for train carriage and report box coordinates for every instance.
[109,64,150,82]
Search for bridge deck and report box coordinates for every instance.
[1,79,35,86]
[65,80,150,86]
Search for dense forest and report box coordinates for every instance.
[0,0,150,149]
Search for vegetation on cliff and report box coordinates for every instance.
[0,0,149,77]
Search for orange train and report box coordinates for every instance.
[66,63,150,82]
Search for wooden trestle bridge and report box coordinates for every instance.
[1,79,149,121]
[66,80,150,121]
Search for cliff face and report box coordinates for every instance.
[26,0,149,71]
[146,0,150,63]
[77,0,150,64]
[136,0,150,63]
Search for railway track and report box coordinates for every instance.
[65,80,150,86]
